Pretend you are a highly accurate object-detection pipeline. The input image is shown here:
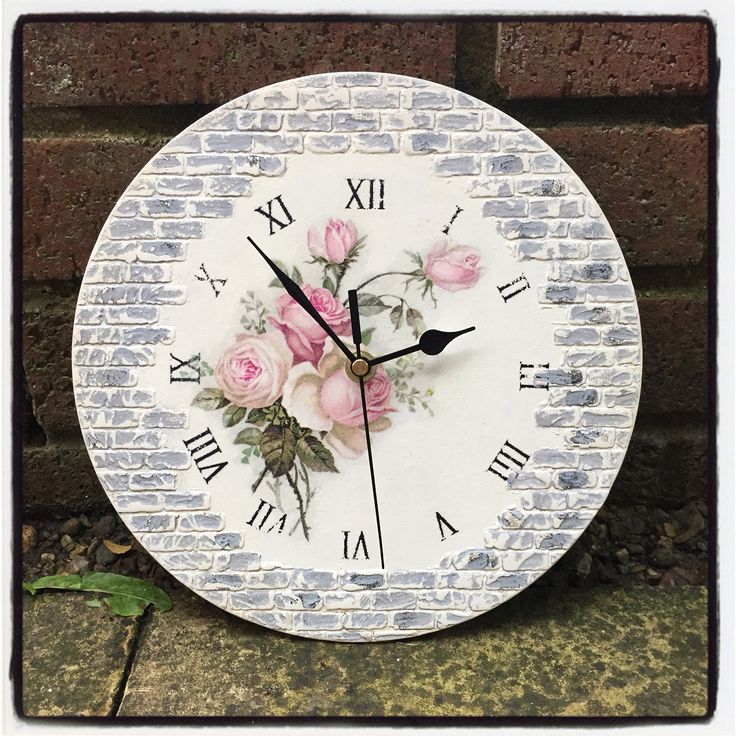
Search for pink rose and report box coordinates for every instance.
[269,285,352,366]
[215,331,292,409]
[282,344,394,458]
[423,238,483,292]
[308,219,358,264]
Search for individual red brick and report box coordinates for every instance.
[23,138,157,281]
[638,295,708,416]
[497,21,709,98]
[611,425,708,509]
[536,125,707,267]
[23,21,455,107]
[23,445,110,515]
[23,292,77,442]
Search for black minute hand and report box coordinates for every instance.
[248,236,355,362]
[368,326,476,367]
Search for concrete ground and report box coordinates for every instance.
[20,584,709,719]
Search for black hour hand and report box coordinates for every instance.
[368,326,475,367]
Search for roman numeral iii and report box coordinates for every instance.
[183,427,228,484]
[169,352,201,384]
[488,440,530,480]
[247,498,287,535]
[346,178,385,210]
[342,530,370,560]
[255,194,295,235]
[519,362,550,390]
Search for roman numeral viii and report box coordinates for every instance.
[255,194,295,235]
[169,352,200,383]
[342,530,370,560]
[247,498,287,535]
[488,440,530,481]
[346,178,385,210]
[183,428,228,484]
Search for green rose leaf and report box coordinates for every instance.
[405,307,425,338]
[292,265,303,285]
[322,275,336,294]
[247,407,269,426]
[361,327,375,346]
[192,388,230,411]
[223,404,248,428]
[260,423,297,477]
[297,434,338,473]
[234,426,263,446]
[357,293,390,316]
[390,304,403,331]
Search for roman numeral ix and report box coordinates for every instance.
[247,498,287,535]
[519,362,550,390]
[342,530,370,560]
[255,194,295,235]
[169,352,201,383]
[488,441,530,481]
[183,428,228,484]
[346,178,385,210]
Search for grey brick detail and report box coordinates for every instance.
[178,513,225,532]
[562,389,600,406]
[158,221,204,239]
[569,219,611,239]
[486,572,532,590]
[351,88,400,108]
[203,133,253,152]
[344,612,389,629]
[453,132,499,152]
[483,199,527,217]
[163,492,209,510]
[250,134,303,153]
[291,571,338,590]
[538,368,583,386]
[340,573,385,590]
[436,572,484,589]
[322,592,372,610]
[159,552,213,570]
[233,154,287,176]
[517,240,588,260]
[453,549,499,570]
[127,513,176,532]
[603,326,640,345]
[501,550,550,571]
[274,592,321,609]
[215,551,261,571]
[353,133,399,153]
[332,112,380,131]
[416,590,468,609]
[381,111,434,130]
[239,571,292,589]
[229,591,274,609]
[519,491,568,511]
[284,112,331,131]
[304,134,350,153]
[185,155,232,174]
[565,428,616,448]
[555,470,592,490]
[115,493,163,512]
[500,220,547,239]
[433,154,481,176]
[197,533,242,551]
[393,611,436,629]
[129,471,177,490]
[536,532,577,550]
[293,612,343,630]
[298,88,350,110]
[141,409,187,428]
[236,111,282,130]
[535,408,578,427]
[189,199,234,218]
[195,573,246,591]
[506,470,553,490]
[156,176,204,195]
[540,285,583,304]
[387,571,436,588]
[405,132,451,154]
[569,305,615,324]
[145,533,198,551]
[437,111,483,130]
[335,72,381,87]
[371,591,417,610]
[554,327,600,345]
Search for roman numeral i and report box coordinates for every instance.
[183,427,228,484]
[255,194,295,235]
[346,178,385,210]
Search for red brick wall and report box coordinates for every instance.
[20,18,712,585]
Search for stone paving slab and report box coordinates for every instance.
[22,591,140,716]
[118,585,708,718]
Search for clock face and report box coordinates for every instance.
[72,72,642,641]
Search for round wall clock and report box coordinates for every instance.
[72,72,642,641]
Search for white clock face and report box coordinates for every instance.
[72,73,642,641]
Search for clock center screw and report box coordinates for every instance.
[347,354,377,382]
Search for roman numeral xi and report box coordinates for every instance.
[183,428,228,484]
[346,178,385,210]
[488,441,530,481]
[255,194,295,235]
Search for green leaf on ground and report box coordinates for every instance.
[260,423,297,477]
[297,434,338,472]
[23,572,172,617]
[223,404,248,427]
[192,387,229,410]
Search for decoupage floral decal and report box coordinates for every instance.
[193,219,483,540]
